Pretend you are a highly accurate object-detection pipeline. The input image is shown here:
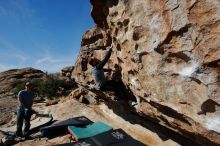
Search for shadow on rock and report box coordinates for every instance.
[104,99,201,146]
[198,99,220,115]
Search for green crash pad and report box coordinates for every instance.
[68,121,112,141]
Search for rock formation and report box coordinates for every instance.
[61,66,74,78]
[0,67,44,97]
[72,0,220,145]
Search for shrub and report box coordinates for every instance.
[38,75,67,99]
[14,81,26,96]
[14,74,71,100]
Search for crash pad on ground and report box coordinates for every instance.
[68,121,112,141]
[40,116,93,138]
[56,128,146,146]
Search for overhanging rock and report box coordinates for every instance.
[72,0,220,145]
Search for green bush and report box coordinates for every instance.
[14,82,26,96]
[14,74,70,100]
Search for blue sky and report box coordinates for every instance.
[0,0,94,72]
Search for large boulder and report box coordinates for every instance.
[0,67,44,96]
[72,0,220,145]
[61,66,74,78]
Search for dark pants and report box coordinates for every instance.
[16,106,32,137]
[100,80,126,100]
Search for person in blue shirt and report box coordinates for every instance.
[15,82,34,137]
[89,47,125,100]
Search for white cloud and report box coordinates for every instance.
[14,54,29,64]
[36,56,59,64]
[0,54,30,72]
[0,0,39,31]
[0,38,76,73]
[0,1,78,73]
[0,64,16,72]
[0,36,21,51]
[34,51,75,73]
[1,0,34,19]
[0,36,29,65]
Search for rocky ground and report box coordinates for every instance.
[0,95,17,126]
[0,97,202,146]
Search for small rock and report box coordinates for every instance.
[45,100,59,106]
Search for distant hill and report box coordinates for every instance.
[0,67,45,97]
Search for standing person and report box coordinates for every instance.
[89,47,125,100]
[15,82,34,137]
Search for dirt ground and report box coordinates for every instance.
[0,96,17,126]
[0,98,200,146]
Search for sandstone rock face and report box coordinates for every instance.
[72,0,220,145]
[0,67,44,96]
[61,66,74,78]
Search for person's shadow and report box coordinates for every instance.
[110,64,136,101]
[198,99,220,115]
[111,64,122,82]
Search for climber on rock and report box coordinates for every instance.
[89,46,125,101]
